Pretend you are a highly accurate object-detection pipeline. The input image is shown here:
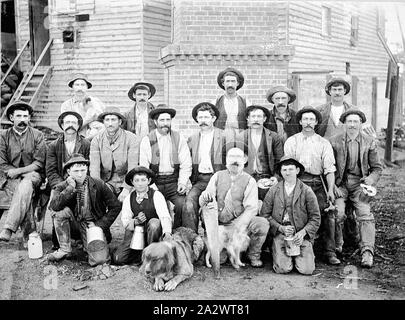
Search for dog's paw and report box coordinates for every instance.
[153,278,165,291]
[164,279,178,291]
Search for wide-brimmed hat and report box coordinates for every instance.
[217,67,244,90]
[63,153,89,172]
[127,82,156,101]
[222,141,250,157]
[339,109,367,124]
[266,86,297,104]
[191,102,220,122]
[246,105,271,120]
[275,156,305,177]
[81,115,104,131]
[97,107,126,122]
[325,77,351,96]
[68,73,92,89]
[149,104,176,120]
[125,166,156,186]
[58,111,83,130]
[5,101,34,121]
[296,106,322,124]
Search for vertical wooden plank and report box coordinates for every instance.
[289,74,300,111]
[396,76,403,127]
[351,75,358,106]
[385,73,399,163]
[371,76,377,130]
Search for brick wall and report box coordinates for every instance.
[161,0,293,138]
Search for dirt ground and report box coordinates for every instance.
[1,152,404,300]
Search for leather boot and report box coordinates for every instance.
[0,228,12,242]
[361,250,373,268]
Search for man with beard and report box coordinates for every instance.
[329,110,382,268]
[184,102,228,232]
[236,105,284,200]
[214,67,249,139]
[199,145,270,267]
[0,102,46,242]
[124,82,156,138]
[61,73,105,130]
[90,107,139,202]
[284,107,340,265]
[264,86,300,143]
[139,104,192,229]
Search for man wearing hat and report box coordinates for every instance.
[112,166,173,265]
[139,104,192,229]
[284,106,340,265]
[260,156,321,274]
[82,116,105,141]
[184,102,228,232]
[46,111,90,190]
[235,105,284,200]
[47,153,121,264]
[264,86,300,143]
[90,107,139,202]
[214,67,250,137]
[0,102,46,242]
[61,73,105,126]
[329,110,382,268]
[199,145,270,268]
[124,81,156,138]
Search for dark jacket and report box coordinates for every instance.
[260,179,321,242]
[316,101,356,137]
[46,134,90,189]
[49,177,122,242]
[264,107,300,138]
[329,132,383,186]
[123,102,156,134]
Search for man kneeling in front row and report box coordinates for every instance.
[47,154,122,266]
[260,156,321,275]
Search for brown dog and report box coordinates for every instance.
[140,227,204,291]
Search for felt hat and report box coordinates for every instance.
[339,109,367,124]
[246,105,271,120]
[58,111,83,130]
[127,82,156,101]
[125,166,156,186]
[275,156,305,178]
[68,73,92,89]
[296,106,322,124]
[217,67,244,90]
[5,101,34,121]
[149,104,176,120]
[63,153,89,172]
[266,86,297,104]
[191,102,219,122]
[97,107,126,122]
[222,141,250,157]
[325,77,351,96]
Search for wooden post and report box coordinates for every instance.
[384,74,399,163]
[290,74,300,111]
[371,77,377,130]
[351,75,358,106]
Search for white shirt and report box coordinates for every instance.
[223,96,240,130]
[251,130,262,172]
[64,139,76,156]
[135,105,149,137]
[331,105,344,126]
[198,130,214,173]
[121,188,172,234]
[156,131,173,175]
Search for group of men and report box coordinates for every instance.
[0,67,382,275]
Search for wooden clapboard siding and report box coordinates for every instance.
[14,0,31,73]
[288,2,387,79]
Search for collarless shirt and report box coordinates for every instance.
[331,105,344,126]
[135,104,149,137]
[64,138,76,157]
[156,130,174,175]
[198,130,214,173]
[223,96,239,130]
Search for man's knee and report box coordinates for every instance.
[249,216,270,236]
[295,261,315,275]
[147,218,161,231]
[273,260,293,274]
[51,207,73,221]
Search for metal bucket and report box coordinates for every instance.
[86,226,104,245]
[130,226,145,250]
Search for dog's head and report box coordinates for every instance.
[140,242,175,279]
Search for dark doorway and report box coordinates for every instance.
[29,0,50,66]
[1,0,17,60]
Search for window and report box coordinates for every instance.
[321,6,331,36]
[350,16,359,46]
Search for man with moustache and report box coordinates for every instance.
[329,110,382,268]
[90,107,139,202]
[284,107,340,265]
[61,73,105,129]
[264,86,300,142]
[236,105,284,200]
[0,102,46,242]
[124,82,156,138]
[139,104,192,229]
[184,102,227,232]
[199,145,270,267]
[214,67,249,138]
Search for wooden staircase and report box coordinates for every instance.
[1,39,53,126]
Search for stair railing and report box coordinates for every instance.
[1,40,29,86]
